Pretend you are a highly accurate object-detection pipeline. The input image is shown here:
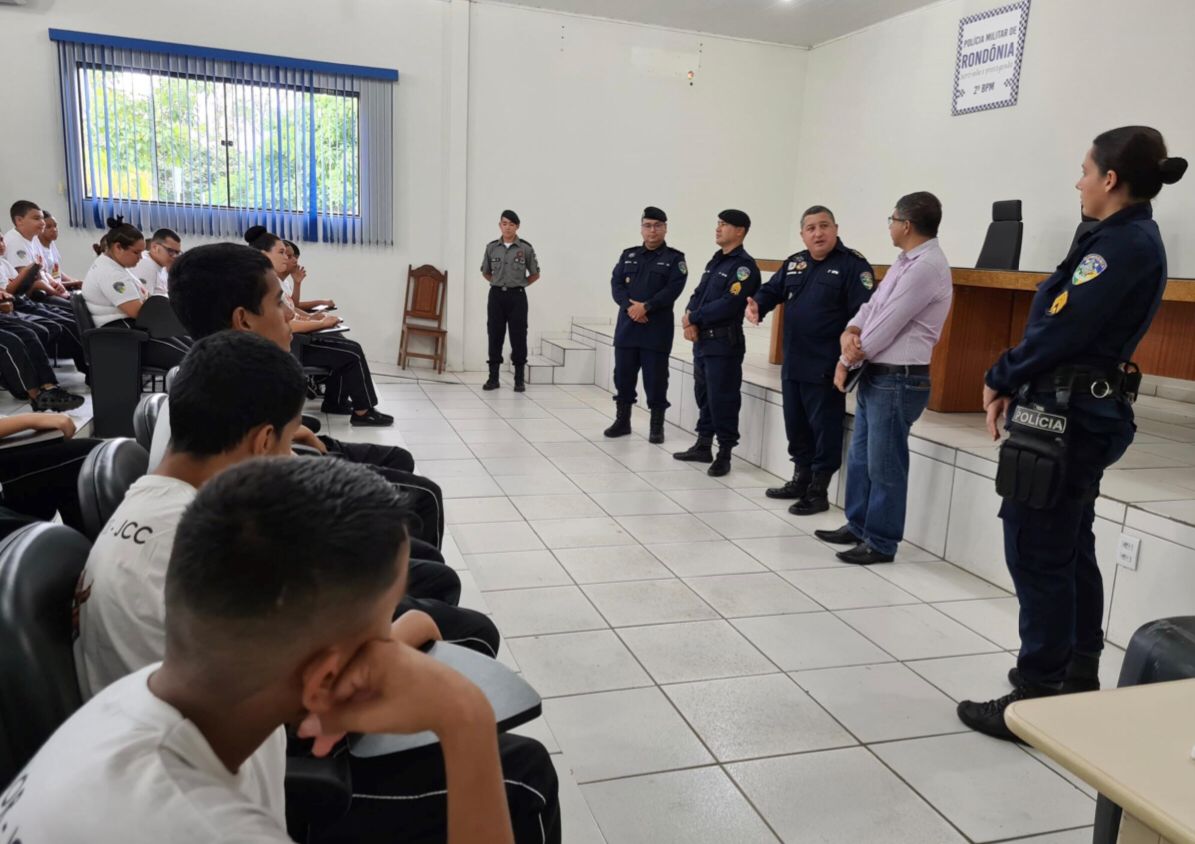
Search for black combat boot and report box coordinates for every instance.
[790,471,833,515]
[673,436,713,463]
[1008,651,1101,694]
[514,364,526,393]
[604,402,633,438]
[766,466,811,499]
[482,364,500,391]
[707,445,733,477]
[648,408,666,444]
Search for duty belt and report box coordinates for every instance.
[698,325,743,341]
[492,285,526,292]
[1027,363,1142,406]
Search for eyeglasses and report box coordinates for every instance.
[155,244,182,257]
[641,222,666,230]
[887,216,909,225]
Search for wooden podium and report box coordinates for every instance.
[766,264,1195,412]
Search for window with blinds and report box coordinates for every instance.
[51,30,396,245]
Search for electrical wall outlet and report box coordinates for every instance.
[1116,533,1141,570]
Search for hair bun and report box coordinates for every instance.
[105,215,125,229]
[1160,157,1188,185]
[244,225,267,244]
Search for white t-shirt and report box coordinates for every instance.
[82,253,146,327]
[0,664,290,842]
[75,474,196,698]
[0,256,15,284]
[2,228,39,269]
[133,251,170,297]
[35,238,62,278]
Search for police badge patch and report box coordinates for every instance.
[678,261,687,275]
[1071,254,1107,285]
[787,261,796,271]
[113,281,127,294]
[735,266,750,281]
[795,261,807,271]
[860,271,874,290]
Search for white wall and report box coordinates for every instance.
[792,0,1195,274]
[463,3,806,370]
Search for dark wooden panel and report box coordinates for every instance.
[929,286,1016,412]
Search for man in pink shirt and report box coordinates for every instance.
[815,192,953,564]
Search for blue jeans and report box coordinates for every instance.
[843,370,931,555]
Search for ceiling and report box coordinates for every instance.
[486,0,945,47]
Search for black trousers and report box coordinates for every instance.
[693,352,744,448]
[396,594,500,658]
[108,318,190,371]
[1001,419,1134,686]
[613,346,670,409]
[487,287,528,366]
[782,379,846,475]
[0,319,56,398]
[0,436,101,533]
[303,335,379,411]
[314,734,561,844]
[14,299,86,371]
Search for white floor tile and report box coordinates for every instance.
[906,652,1018,703]
[551,545,673,584]
[685,572,821,617]
[465,440,543,459]
[494,473,582,496]
[872,561,1010,602]
[645,540,767,577]
[615,513,721,543]
[450,521,545,554]
[464,549,573,591]
[734,535,842,570]
[639,469,725,490]
[445,496,521,525]
[582,768,777,844]
[569,472,654,494]
[697,509,802,540]
[550,453,629,474]
[551,755,608,844]
[933,597,1022,649]
[779,567,920,610]
[583,579,718,627]
[872,733,1095,842]
[663,487,760,513]
[481,455,558,476]
[505,630,652,698]
[588,490,685,517]
[437,475,504,498]
[618,619,777,684]
[792,662,965,742]
[510,494,605,521]
[530,516,638,549]
[485,586,607,637]
[728,747,965,843]
[836,604,1003,660]
[732,612,894,671]
[663,674,856,761]
[543,687,713,782]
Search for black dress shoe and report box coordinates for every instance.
[1008,666,1099,694]
[814,526,860,545]
[350,408,395,427]
[957,685,1056,742]
[835,544,894,565]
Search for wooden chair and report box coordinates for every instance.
[398,264,448,373]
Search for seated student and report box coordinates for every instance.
[131,227,182,297]
[0,251,83,409]
[75,331,497,702]
[282,239,335,311]
[245,226,393,426]
[165,243,446,550]
[0,411,98,539]
[35,211,83,290]
[82,218,190,370]
[3,200,86,371]
[10,457,526,843]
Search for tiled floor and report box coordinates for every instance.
[316,367,1126,844]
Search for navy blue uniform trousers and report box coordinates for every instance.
[613,346,670,409]
[693,353,744,448]
[782,379,846,474]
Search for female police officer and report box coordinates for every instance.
[958,127,1187,741]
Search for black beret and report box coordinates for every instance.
[642,206,667,223]
[500,209,520,225]
[718,209,750,231]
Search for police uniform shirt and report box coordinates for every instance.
[2,666,289,843]
[685,245,762,355]
[986,203,1166,423]
[610,242,687,351]
[74,474,197,698]
[83,253,146,327]
[132,251,169,297]
[481,237,540,288]
[754,240,875,382]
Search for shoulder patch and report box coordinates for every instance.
[860,271,874,290]
[113,280,127,294]
[678,260,687,275]
[1071,254,1106,285]
[730,281,742,296]
[1048,290,1069,315]
[735,266,750,282]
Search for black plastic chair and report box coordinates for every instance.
[1091,616,1195,844]
[132,394,168,452]
[76,438,149,541]
[70,292,168,438]
[0,523,91,786]
[976,199,1024,270]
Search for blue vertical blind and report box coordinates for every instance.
[51,30,397,245]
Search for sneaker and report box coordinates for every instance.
[32,386,84,412]
[350,408,395,427]
[957,685,1056,742]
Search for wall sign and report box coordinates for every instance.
[952,0,1031,116]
